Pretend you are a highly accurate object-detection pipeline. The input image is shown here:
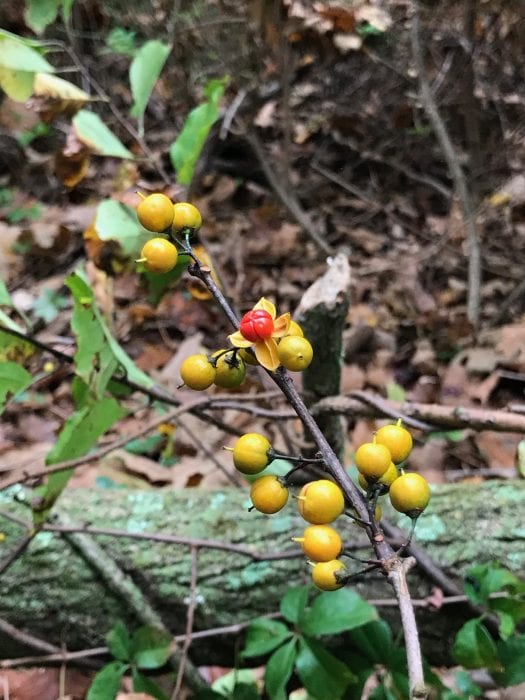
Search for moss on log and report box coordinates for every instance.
[0,480,524,666]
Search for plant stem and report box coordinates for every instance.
[388,558,428,699]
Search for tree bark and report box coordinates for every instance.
[0,480,524,666]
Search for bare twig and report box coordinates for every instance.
[245,130,334,255]
[388,558,428,699]
[410,1,481,330]
[171,546,198,700]
[313,392,525,434]
[0,618,59,654]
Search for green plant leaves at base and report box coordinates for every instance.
[264,637,297,700]
[132,668,169,700]
[345,619,394,663]
[129,40,171,129]
[280,585,309,624]
[241,618,292,658]
[295,637,356,700]
[87,660,128,700]
[0,362,32,414]
[494,634,525,686]
[170,76,229,186]
[73,110,133,159]
[464,563,525,606]
[299,588,377,637]
[107,620,131,662]
[452,619,500,671]
[95,199,151,256]
[131,626,172,669]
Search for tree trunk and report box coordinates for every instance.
[0,480,524,666]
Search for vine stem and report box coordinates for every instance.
[188,258,428,696]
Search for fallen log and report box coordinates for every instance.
[0,480,524,666]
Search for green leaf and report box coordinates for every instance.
[280,586,309,624]
[107,621,131,662]
[132,668,169,700]
[87,660,128,700]
[0,362,32,414]
[95,199,151,256]
[0,66,35,101]
[264,637,297,700]
[170,76,228,185]
[295,637,355,700]
[35,396,127,522]
[452,619,501,670]
[300,588,377,636]
[455,670,482,697]
[0,35,54,72]
[211,669,259,696]
[368,686,397,700]
[73,110,133,159]
[33,288,68,323]
[385,381,405,402]
[0,309,24,332]
[0,276,12,306]
[494,634,525,686]
[24,0,60,34]
[345,620,394,663]
[129,40,171,130]
[131,626,172,670]
[489,596,525,639]
[66,271,154,389]
[464,563,525,606]
[241,618,292,658]
[46,396,126,464]
[105,28,137,58]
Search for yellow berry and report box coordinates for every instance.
[359,462,399,492]
[297,480,345,524]
[389,473,430,518]
[277,336,313,372]
[355,442,391,481]
[140,238,178,273]
[137,193,174,232]
[250,476,289,514]
[375,423,413,463]
[232,433,271,475]
[172,202,202,232]
[213,350,246,388]
[180,354,216,390]
[311,559,346,590]
[293,525,342,562]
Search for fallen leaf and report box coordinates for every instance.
[475,432,521,470]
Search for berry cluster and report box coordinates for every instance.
[355,421,431,520]
[137,196,431,594]
[136,193,202,273]
[226,432,347,590]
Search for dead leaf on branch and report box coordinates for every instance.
[28,72,91,123]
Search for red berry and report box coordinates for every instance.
[239,309,274,342]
